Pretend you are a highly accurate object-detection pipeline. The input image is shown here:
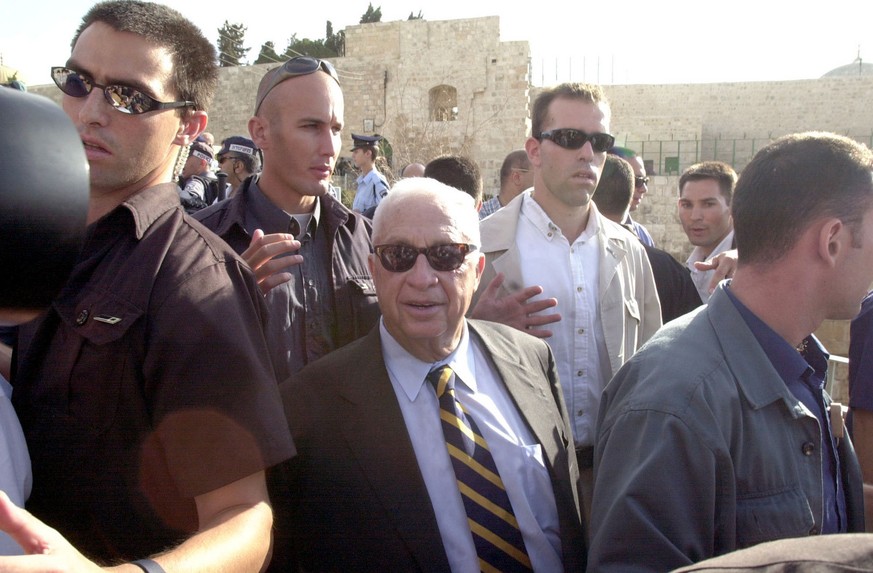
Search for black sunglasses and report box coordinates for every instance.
[255,57,340,114]
[635,176,650,188]
[536,129,615,153]
[51,67,194,115]
[374,243,477,273]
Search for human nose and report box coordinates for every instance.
[578,140,595,161]
[324,129,341,159]
[74,86,111,126]
[405,253,439,288]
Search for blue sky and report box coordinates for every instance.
[3,0,871,87]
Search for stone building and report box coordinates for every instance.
[26,15,873,382]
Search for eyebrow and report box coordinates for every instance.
[65,57,165,101]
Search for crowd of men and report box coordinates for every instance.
[1,1,872,572]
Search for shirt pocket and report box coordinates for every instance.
[59,288,144,432]
[736,486,815,547]
[346,275,380,332]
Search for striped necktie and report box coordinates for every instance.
[427,365,532,572]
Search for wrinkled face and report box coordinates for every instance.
[678,178,733,256]
[628,155,648,212]
[528,97,610,209]
[253,71,343,201]
[63,22,189,205]
[369,198,485,362]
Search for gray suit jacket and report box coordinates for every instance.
[269,319,586,572]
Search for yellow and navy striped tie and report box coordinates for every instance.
[427,365,532,573]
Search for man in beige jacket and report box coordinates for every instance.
[472,83,661,521]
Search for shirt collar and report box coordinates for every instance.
[723,282,828,389]
[249,176,321,236]
[687,229,735,265]
[521,193,600,243]
[380,318,477,402]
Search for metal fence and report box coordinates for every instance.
[619,133,873,175]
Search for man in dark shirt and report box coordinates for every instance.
[590,132,870,571]
[195,56,379,381]
[9,2,294,570]
[593,154,702,322]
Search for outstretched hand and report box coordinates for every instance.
[241,229,303,296]
[470,273,561,338]
[694,248,738,295]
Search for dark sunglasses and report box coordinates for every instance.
[536,129,615,153]
[635,176,650,188]
[51,67,194,115]
[254,57,340,114]
[374,243,477,273]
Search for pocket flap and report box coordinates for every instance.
[57,288,144,346]
[736,486,815,547]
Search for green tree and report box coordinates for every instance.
[407,10,423,20]
[325,21,345,57]
[254,40,282,65]
[217,21,249,67]
[360,3,382,24]
[283,35,333,59]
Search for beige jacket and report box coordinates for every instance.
[474,192,662,378]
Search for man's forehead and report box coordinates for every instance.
[545,97,610,130]
[376,201,468,242]
[681,178,725,199]
[69,22,175,95]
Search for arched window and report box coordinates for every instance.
[429,85,458,122]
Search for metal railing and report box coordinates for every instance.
[619,133,873,175]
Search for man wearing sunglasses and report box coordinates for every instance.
[472,83,662,522]
[216,135,261,195]
[9,2,294,572]
[270,178,586,571]
[195,56,379,383]
[607,146,656,247]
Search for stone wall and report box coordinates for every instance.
[28,14,872,373]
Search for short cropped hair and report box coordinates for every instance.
[372,177,480,247]
[499,149,531,189]
[424,155,483,205]
[678,161,738,204]
[531,83,609,137]
[593,155,634,219]
[733,132,873,264]
[72,0,218,113]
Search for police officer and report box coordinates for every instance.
[350,133,389,214]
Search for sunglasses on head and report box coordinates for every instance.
[254,56,340,114]
[51,67,194,115]
[374,243,477,273]
[635,176,650,188]
[536,129,615,153]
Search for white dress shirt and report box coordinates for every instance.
[686,230,734,303]
[516,195,611,447]
[381,319,563,572]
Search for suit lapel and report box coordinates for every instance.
[468,321,568,458]
[335,328,451,571]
